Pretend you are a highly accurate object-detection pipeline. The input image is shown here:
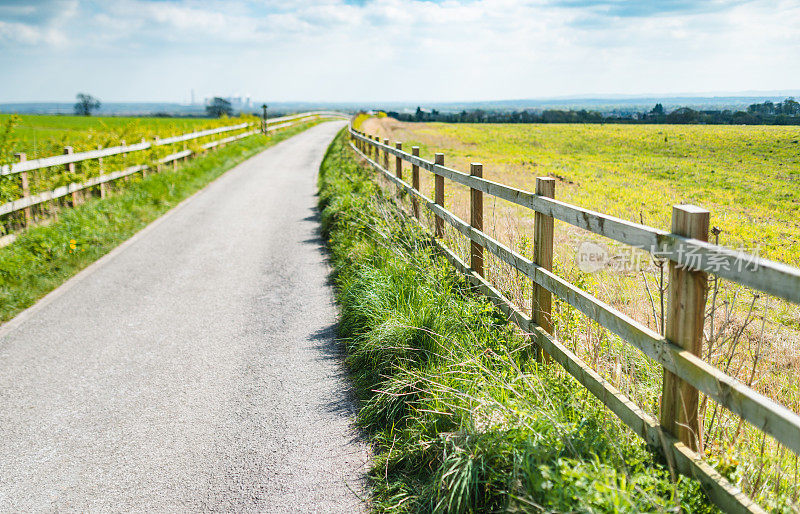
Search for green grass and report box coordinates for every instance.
[319,130,719,512]
[0,113,260,206]
[370,121,800,265]
[0,113,245,158]
[363,119,800,507]
[0,120,318,323]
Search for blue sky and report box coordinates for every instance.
[1,0,799,102]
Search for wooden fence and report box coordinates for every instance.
[0,111,346,225]
[348,125,800,513]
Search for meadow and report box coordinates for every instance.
[0,114,238,159]
[357,117,800,508]
[0,113,259,227]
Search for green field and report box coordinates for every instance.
[364,118,800,265]
[0,114,258,208]
[0,114,243,159]
[359,118,800,508]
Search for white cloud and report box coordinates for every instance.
[0,0,799,101]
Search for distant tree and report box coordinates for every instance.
[206,97,233,118]
[781,98,800,116]
[650,103,665,116]
[414,106,423,121]
[666,107,699,124]
[74,93,101,116]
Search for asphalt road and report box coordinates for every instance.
[0,121,369,512]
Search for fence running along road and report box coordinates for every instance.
[0,111,348,224]
[349,125,800,514]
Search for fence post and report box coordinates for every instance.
[383,138,389,170]
[411,147,420,219]
[434,153,445,238]
[395,142,403,180]
[64,146,78,206]
[98,145,106,199]
[660,204,709,452]
[15,153,31,226]
[140,138,148,178]
[470,163,484,277]
[121,140,129,183]
[533,177,555,362]
[154,138,161,174]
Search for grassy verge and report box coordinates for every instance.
[318,131,718,512]
[0,121,319,323]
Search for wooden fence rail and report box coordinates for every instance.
[0,112,346,223]
[348,124,800,514]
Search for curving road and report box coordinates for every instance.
[0,121,369,512]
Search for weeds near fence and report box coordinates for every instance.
[319,131,716,512]
[362,117,800,510]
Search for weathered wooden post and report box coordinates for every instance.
[64,146,78,206]
[470,163,484,277]
[98,145,106,199]
[154,138,161,174]
[660,204,709,452]
[261,104,268,135]
[434,153,445,238]
[15,153,31,226]
[395,142,403,181]
[533,177,555,362]
[383,138,390,170]
[411,147,420,219]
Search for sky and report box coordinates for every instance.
[1,0,799,103]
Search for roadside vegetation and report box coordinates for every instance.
[319,131,718,512]
[0,120,319,323]
[356,117,800,508]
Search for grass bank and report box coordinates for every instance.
[359,118,800,506]
[318,131,717,512]
[0,121,319,323]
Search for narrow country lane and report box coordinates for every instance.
[0,121,369,512]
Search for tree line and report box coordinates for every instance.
[385,98,800,125]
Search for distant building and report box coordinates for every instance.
[204,95,252,110]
